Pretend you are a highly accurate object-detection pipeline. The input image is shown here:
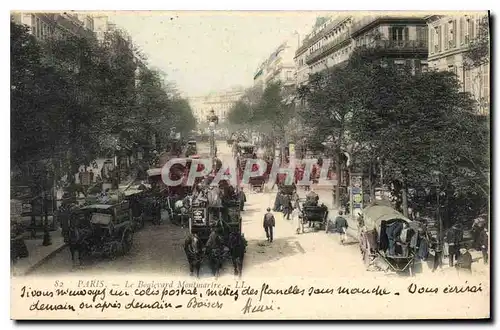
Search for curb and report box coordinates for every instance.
[14,242,67,276]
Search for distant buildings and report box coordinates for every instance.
[188,87,245,124]
[426,13,489,115]
[253,35,298,91]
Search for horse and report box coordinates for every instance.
[227,232,247,277]
[205,229,224,278]
[65,210,91,268]
[184,234,204,278]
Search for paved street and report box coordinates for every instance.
[32,141,367,279]
[31,141,488,279]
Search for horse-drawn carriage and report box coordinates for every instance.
[63,201,135,266]
[185,183,246,278]
[235,143,268,192]
[298,198,329,230]
[358,201,423,275]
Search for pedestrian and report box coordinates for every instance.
[282,194,292,220]
[479,227,488,264]
[455,246,473,275]
[273,191,282,212]
[89,169,94,183]
[334,211,349,244]
[78,169,84,185]
[445,224,462,267]
[263,207,275,243]
[239,188,246,211]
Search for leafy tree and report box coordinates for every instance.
[346,47,488,221]
[297,65,359,207]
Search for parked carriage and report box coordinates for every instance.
[64,201,135,264]
[358,201,423,275]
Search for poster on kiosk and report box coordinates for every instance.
[350,173,363,217]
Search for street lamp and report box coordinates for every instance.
[207,109,219,158]
[42,169,52,246]
[431,170,444,271]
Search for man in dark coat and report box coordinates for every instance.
[479,228,488,264]
[445,224,463,267]
[386,221,404,256]
[263,208,276,243]
[333,211,348,244]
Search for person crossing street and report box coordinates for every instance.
[263,207,275,243]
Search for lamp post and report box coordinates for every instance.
[207,109,219,158]
[431,170,443,271]
[42,168,52,246]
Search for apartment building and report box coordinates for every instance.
[426,13,489,115]
[253,36,298,90]
[295,15,429,83]
[11,12,95,40]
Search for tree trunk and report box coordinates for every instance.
[402,179,409,217]
[369,160,375,203]
[335,148,342,209]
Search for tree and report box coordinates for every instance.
[345,46,488,221]
[297,65,359,207]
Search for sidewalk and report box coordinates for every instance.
[11,229,66,276]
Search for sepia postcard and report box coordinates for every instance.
[10,10,490,320]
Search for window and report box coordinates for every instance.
[465,68,472,93]
[482,63,489,101]
[448,20,456,48]
[430,27,435,54]
[434,26,441,53]
[459,17,465,44]
[416,26,428,44]
[390,26,405,41]
[35,17,41,38]
[466,18,474,43]
[286,70,293,80]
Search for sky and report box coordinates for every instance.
[109,11,322,97]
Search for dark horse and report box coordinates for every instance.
[205,229,224,278]
[184,233,204,278]
[227,232,247,277]
[63,209,91,268]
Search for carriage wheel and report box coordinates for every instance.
[362,238,372,268]
[109,242,119,259]
[121,231,133,255]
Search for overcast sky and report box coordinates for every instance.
[109,12,323,97]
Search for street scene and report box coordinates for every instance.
[11,11,489,284]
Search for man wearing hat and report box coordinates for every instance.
[455,245,473,274]
[263,207,276,243]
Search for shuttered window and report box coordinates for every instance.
[460,17,465,44]
[444,24,448,50]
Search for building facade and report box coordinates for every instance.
[295,15,429,83]
[253,36,298,90]
[426,13,489,115]
[188,87,245,124]
[11,12,95,40]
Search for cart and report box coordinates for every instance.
[359,201,421,275]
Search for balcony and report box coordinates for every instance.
[350,15,427,37]
[364,39,428,56]
[305,32,351,65]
